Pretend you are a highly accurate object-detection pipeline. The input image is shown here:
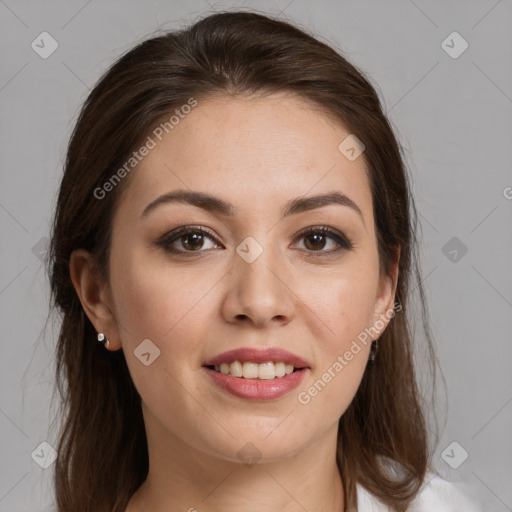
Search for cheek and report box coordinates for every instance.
[109,248,227,397]
[333,276,376,341]
[312,263,378,350]
[297,353,368,431]
[109,241,210,340]
[296,263,377,413]
[109,252,216,402]
[294,282,374,427]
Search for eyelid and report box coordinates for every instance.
[293,225,355,253]
[155,225,220,252]
[155,224,354,255]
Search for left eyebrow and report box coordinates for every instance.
[140,189,365,227]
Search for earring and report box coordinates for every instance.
[369,338,379,362]
[97,332,110,350]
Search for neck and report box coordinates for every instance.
[126,412,345,512]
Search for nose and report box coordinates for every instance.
[221,244,295,328]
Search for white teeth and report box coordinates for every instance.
[242,362,259,379]
[258,362,275,380]
[211,360,300,379]
[275,362,286,378]
[230,360,243,377]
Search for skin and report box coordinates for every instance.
[70,92,399,512]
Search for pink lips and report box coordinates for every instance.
[202,347,310,401]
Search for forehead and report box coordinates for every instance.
[117,93,373,225]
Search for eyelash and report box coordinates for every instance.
[155,225,355,257]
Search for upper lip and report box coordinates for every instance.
[203,347,310,368]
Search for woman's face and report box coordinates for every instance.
[103,93,398,462]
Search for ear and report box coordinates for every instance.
[69,249,121,350]
[371,245,401,337]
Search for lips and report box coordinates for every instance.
[202,347,311,400]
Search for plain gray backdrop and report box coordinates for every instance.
[1,0,511,510]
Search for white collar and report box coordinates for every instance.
[355,472,483,511]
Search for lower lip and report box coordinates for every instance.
[202,367,309,401]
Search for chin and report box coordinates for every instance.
[201,431,307,465]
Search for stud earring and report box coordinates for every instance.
[97,332,110,350]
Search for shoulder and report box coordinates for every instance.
[356,472,483,512]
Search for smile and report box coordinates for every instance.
[207,360,300,379]
[202,347,311,400]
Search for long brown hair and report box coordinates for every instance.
[48,10,443,511]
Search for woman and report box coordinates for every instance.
[48,10,480,512]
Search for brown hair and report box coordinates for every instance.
[48,10,443,511]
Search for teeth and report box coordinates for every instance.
[230,360,243,377]
[242,361,258,378]
[258,362,275,380]
[212,361,299,379]
[275,362,286,378]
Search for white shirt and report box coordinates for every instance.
[356,473,483,511]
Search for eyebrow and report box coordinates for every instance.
[141,189,365,226]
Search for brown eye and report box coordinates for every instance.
[156,226,220,254]
[295,226,354,255]
[181,232,207,251]
[303,232,328,251]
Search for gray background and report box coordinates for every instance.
[1,0,511,510]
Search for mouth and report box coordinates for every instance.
[204,361,305,379]
[201,347,310,400]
